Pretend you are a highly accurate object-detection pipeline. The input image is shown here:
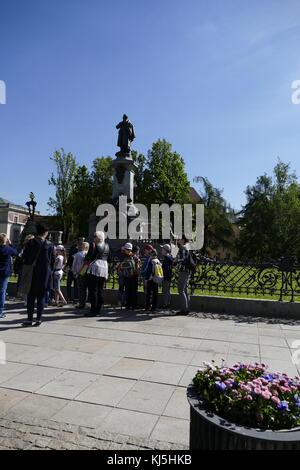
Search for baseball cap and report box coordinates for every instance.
[56,245,64,251]
[123,242,133,250]
[160,244,171,252]
[144,244,154,251]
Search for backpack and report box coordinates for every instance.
[185,251,197,273]
[152,259,164,284]
[120,258,136,278]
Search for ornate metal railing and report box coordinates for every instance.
[106,256,300,302]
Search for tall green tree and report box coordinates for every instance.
[142,139,191,207]
[67,156,114,237]
[90,156,114,206]
[193,176,235,255]
[69,165,92,237]
[238,160,300,259]
[48,149,77,242]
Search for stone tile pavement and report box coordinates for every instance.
[0,300,300,450]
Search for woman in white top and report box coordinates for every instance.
[85,231,109,316]
[53,245,67,306]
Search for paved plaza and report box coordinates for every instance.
[0,300,300,450]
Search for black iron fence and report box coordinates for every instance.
[106,256,300,302]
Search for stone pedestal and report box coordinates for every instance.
[111,156,137,203]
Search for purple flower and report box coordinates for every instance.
[294,394,300,408]
[215,381,227,391]
[277,401,290,412]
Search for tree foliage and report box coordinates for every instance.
[193,176,235,255]
[237,160,300,260]
[48,149,77,242]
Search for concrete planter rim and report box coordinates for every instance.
[187,384,300,443]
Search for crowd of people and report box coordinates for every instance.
[0,223,195,326]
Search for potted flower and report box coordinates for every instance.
[187,360,300,450]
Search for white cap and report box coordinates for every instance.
[56,245,64,251]
[160,244,171,252]
[123,242,133,250]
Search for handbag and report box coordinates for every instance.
[17,240,45,296]
[78,262,90,276]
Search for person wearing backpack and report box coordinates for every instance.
[144,248,163,312]
[118,243,140,310]
[174,234,192,316]
[160,243,173,309]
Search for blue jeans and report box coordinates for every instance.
[0,276,9,315]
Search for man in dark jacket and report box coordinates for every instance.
[0,233,18,318]
[160,243,173,309]
[22,224,55,327]
[174,235,191,315]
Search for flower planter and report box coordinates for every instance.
[187,385,300,450]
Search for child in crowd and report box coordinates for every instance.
[52,245,67,307]
[72,241,89,309]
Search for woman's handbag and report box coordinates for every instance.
[78,261,90,276]
[17,241,44,296]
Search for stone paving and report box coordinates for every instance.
[0,300,300,450]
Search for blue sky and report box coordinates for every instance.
[1,0,300,214]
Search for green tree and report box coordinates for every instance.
[142,139,191,207]
[90,156,114,206]
[69,165,92,237]
[67,156,114,237]
[193,176,235,255]
[48,149,77,242]
[238,160,300,260]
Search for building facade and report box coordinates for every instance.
[0,198,30,244]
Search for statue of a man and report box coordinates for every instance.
[116,114,135,157]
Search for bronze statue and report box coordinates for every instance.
[116,114,135,157]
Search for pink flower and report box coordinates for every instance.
[254,388,261,395]
[261,391,272,400]
[271,396,280,404]
[245,395,253,401]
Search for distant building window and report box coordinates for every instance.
[14,216,18,223]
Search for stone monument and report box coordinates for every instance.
[89,115,146,249]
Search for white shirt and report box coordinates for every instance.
[72,250,87,275]
[87,259,108,279]
[55,255,64,274]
